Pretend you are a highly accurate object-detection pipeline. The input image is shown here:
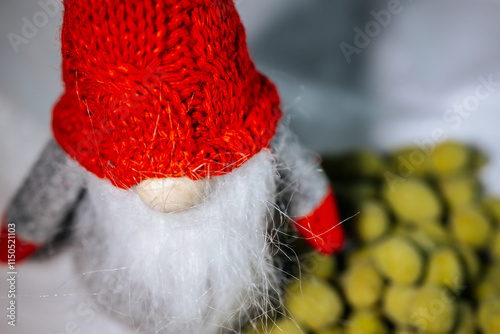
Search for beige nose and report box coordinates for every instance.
[135,177,209,213]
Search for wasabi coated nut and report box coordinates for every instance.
[286,277,344,331]
[478,298,500,334]
[383,284,416,325]
[450,205,492,249]
[355,200,390,242]
[342,262,384,309]
[475,279,500,302]
[409,284,457,334]
[427,142,471,177]
[475,266,500,301]
[483,197,500,226]
[372,235,424,285]
[383,178,442,223]
[438,176,478,209]
[425,247,465,292]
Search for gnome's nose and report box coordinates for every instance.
[135,177,209,213]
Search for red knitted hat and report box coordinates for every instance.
[52,0,282,189]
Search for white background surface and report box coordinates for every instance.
[1,0,500,333]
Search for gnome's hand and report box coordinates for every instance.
[293,186,344,254]
[0,220,38,263]
[274,128,344,255]
[0,139,84,264]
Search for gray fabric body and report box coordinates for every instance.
[6,139,84,243]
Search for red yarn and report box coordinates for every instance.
[0,221,39,263]
[293,187,344,255]
[52,0,282,189]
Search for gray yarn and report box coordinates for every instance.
[6,139,84,243]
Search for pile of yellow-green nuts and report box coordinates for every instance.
[247,142,500,334]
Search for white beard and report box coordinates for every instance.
[73,150,279,334]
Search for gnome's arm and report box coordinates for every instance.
[0,139,85,263]
[274,129,344,255]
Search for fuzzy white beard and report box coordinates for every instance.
[73,150,280,334]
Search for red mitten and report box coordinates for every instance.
[293,186,344,255]
[0,218,39,264]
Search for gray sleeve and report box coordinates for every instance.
[272,124,329,218]
[5,138,85,244]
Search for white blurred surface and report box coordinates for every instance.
[2,0,500,333]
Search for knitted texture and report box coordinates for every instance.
[52,0,282,189]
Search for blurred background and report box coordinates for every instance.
[1,0,500,332]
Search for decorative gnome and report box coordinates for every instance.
[0,1,344,333]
